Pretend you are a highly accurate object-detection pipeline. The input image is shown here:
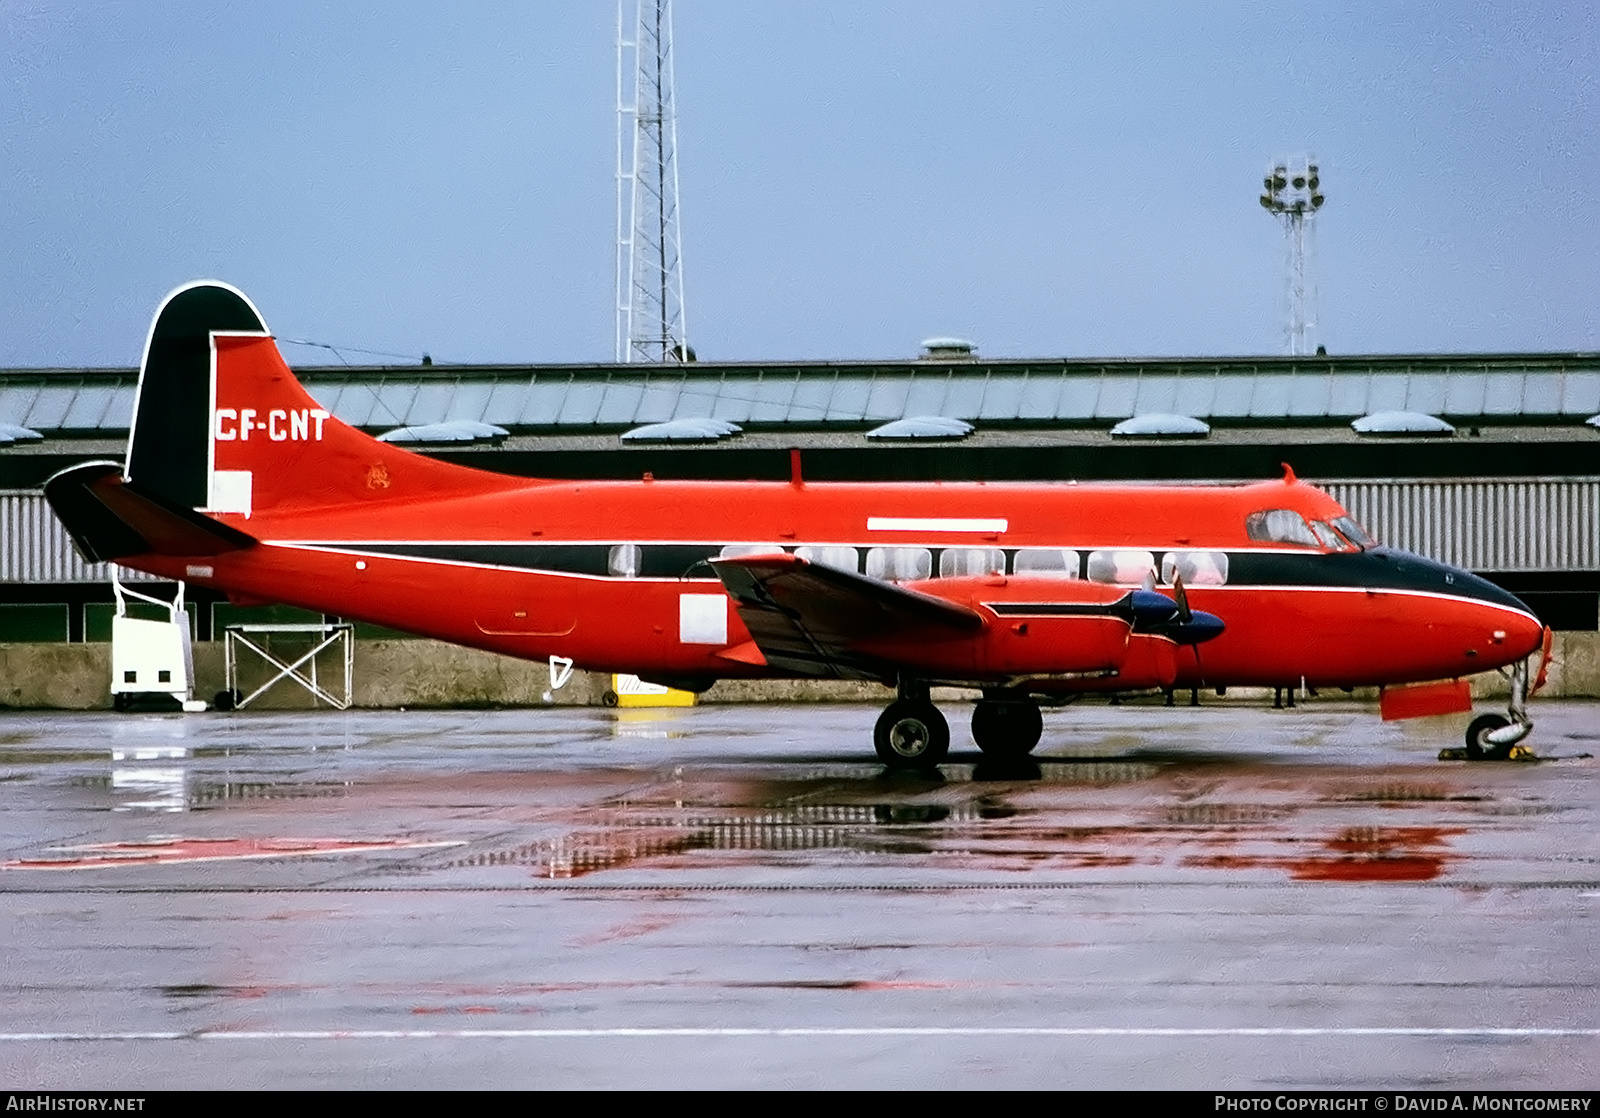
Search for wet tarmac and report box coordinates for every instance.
[1,700,1596,1090]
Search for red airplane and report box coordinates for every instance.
[46,282,1552,769]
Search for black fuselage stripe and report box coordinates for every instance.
[297,542,1529,613]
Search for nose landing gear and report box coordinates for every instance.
[1459,656,1536,761]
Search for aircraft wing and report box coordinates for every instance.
[709,552,985,680]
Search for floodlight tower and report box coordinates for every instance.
[1258,155,1325,356]
[616,0,689,363]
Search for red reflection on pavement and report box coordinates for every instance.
[1186,826,1463,883]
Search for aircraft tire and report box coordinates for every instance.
[1464,713,1513,761]
[970,698,1043,758]
[874,700,950,771]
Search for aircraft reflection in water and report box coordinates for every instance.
[438,778,1463,884]
[47,283,1551,769]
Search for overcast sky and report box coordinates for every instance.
[1,2,1595,367]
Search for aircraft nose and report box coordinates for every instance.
[1488,607,1545,661]
[1439,563,1543,666]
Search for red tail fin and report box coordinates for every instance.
[127,281,523,519]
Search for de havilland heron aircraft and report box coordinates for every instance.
[45,282,1553,769]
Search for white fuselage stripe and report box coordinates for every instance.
[2,1026,1595,1042]
[867,517,1009,533]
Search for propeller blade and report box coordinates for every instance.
[1172,574,1193,625]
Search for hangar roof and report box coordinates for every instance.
[3,351,1599,436]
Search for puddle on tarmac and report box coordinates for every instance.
[435,765,1492,882]
[71,770,350,813]
[0,748,113,765]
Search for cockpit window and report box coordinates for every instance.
[1245,509,1319,548]
[1309,520,1347,550]
[1331,515,1375,548]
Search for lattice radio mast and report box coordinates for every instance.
[616,0,689,363]
[1259,155,1326,356]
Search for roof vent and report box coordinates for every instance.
[1110,413,1211,439]
[0,422,44,446]
[866,415,975,440]
[1351,411,1455,437]
[377,419,509,444]
[620,417,742,443]
[919,336,977,361]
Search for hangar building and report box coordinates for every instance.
[2,346,1597,649]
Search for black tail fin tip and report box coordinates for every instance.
[126,282,268,511]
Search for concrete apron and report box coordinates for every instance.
[0,632,1596,711]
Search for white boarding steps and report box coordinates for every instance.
[109,575,207,712]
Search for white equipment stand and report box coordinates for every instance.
[110,575,206,712]
[222,622,354,711]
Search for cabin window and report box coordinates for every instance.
[866,546,932,582]
[719,544,786,559]
[938,547,1004,578]
[1161,550,1229,586]
[1086,549,1156,586]
[794,545,859,573]
[1012,548,1080,578]
[608,543,642,578]
[1331,515,1375,548]
[1245,509,1319,548]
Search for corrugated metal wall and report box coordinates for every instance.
[0,491,155,583]
[1324,479,1600,571]
[4,482,1598,582]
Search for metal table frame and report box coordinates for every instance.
[223,623,354,710]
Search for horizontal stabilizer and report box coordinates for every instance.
[45,461,257,564]
[710,552,984,679]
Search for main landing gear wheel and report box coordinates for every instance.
[1464,713,1513,761]
[970,698,1043,759]
[874,700,950,771]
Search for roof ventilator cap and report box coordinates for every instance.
[918,336,977,362]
